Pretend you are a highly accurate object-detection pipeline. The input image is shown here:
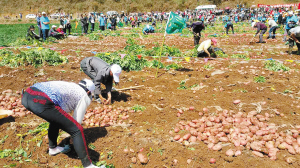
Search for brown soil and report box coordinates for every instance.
[1,32,300,168]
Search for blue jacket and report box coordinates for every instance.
[143,26,154,34]
[223,16,229,22]
[40,16,50,30]
[99,17,105,26]
[286,15,298,30]
[274,12,279,22]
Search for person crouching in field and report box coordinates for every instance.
[197,38,218,58]
[252,21,267,43]
[288,26,300,55]
[224,19,234,35]
[49,25,64,39]
[143,25,155,35]
[21,79,102,168]
[26,25,41,41]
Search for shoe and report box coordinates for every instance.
[49,145,71,156]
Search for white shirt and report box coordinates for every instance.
[197,40,212,52]
[268,19,278,27]
[91,17,95,23]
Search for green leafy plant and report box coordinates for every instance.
[87,33,104,41]
[254,76,266,83]
[231,54,248,59]
[165,63,183,70]
[131,105,146,112]
[0,48,68,68]
[264,60,290,72]
[283,89,292,94]
[204,63,214,70]
[215,50,228,58]
[177,80,188,90]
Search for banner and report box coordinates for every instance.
[257,3,299,8]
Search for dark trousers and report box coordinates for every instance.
[259,29,267,42]
[269,26,278,39]
[226,24,234,34]
[100,26,105,31]
[38,27,42,37]
[22,87,92,167]
[197,46,214,57]
[51,34,64,40]
[193,34,201,46]
[42,29,49,40]
[91,23,95,32]
[66,27,71,34]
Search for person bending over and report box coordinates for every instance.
[22,79,101,168]
[80,57,122,104]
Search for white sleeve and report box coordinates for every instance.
[73,95,91,124]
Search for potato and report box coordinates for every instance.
[137,153,148,164]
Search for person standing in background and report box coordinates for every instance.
[40,12,50,40]
[99,14,105,31]
[85,14,89,34]
[110,14,117,31]
[36,13,42,37]
[89,13,95,32]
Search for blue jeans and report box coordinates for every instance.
[42,29,49,40]
[269,26,278,39]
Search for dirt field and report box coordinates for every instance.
[1,30,300,168]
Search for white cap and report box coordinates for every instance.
[42,12,46,15]
[52,25,57,28]
[79,79,95,92]
[101,14,104,16]
[110,64,122,83]
[289,11,293,15]
[251,22,256,28]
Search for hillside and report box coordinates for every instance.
[0,0,297,16]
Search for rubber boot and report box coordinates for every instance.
[288,47,293,55]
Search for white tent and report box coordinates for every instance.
[195,5,216,10]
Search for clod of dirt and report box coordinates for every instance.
[286,157,296,164]
[138,153,148,164]
[49,162,56,167]
[39,158,48,164]
[211,70,226,76]
[224,156,234,162]
[131,157,137,164]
